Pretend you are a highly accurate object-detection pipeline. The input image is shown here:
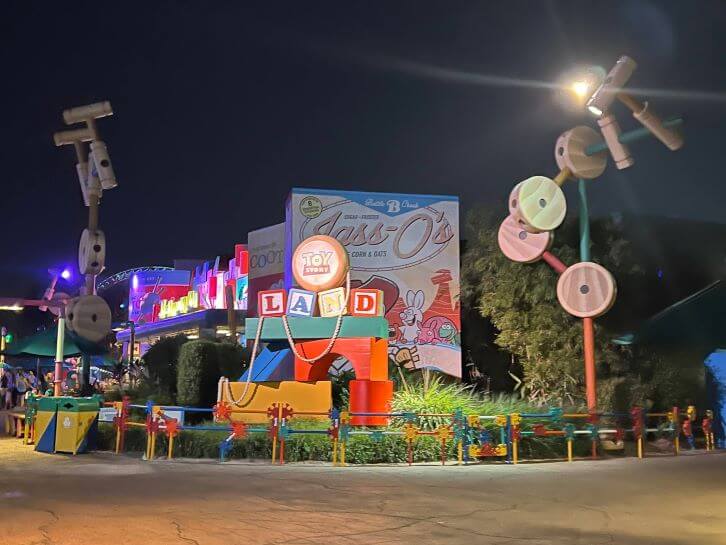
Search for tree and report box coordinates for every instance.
[141,334,188,401]
[461,207,649,408]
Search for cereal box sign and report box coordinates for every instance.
[286,188,461,377]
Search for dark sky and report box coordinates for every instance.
[1,0,725,299]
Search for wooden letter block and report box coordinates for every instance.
[258,289,287,317]
[286,288,316,317]
[318,287,347,317]
[350,288,384,316]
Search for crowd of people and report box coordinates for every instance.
[0,368,49,410]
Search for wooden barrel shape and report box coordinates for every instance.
[555,126,608,180]
[557,262,617,318]
[498,215,552,263]
[78,228,106,275]
[512,176,567,233]
[65,295,113,343]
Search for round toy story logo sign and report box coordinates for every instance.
[292,235,349,292]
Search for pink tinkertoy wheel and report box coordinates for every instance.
[497,215,552,263]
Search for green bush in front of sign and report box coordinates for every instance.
[177,340,221,408]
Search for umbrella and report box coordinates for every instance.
[2,326,107,358]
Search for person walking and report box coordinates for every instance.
[0,369,8,408]
[4,370,14,409]
[15,372,27,407]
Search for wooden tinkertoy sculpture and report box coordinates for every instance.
[223,235,393,426]
[498,55,683,413]
[52,102,118,394]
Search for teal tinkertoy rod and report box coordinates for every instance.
[585,117,683,156]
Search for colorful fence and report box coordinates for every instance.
[103,398,717,466]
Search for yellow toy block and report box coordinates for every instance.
[318,287,347,317]
[221,381,332,424]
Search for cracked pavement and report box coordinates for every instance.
[1,437,725,544]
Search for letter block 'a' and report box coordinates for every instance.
[258,289,287,317]
[286,288,316,317]
[350,288,384,317]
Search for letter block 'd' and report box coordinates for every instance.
[258,289,287,317]
[350,288,384,317]
[318,287,347,317]
[286,288,316,318]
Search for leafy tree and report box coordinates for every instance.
[461,207,648,409]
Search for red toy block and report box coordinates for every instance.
[258,289,287,317]
[349,380,394,426]
[293,337,388,382]
[349,288,384,317]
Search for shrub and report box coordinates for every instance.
[392,374,536,430]
[177,340,221,407]
[141,334,188,401]
[215,342,248,380]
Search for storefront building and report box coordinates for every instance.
[113,245,248,355]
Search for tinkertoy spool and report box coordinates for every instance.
[555,126,608,180]
[497,215,552,263]
[78,228,106,275]
[509,175,567,233]
[65,294,113,343]
[556,262,617,318]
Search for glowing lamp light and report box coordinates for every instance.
[0,305,24,312]
[132,274,139,290]
[61,268,72,280]
[571,80,590,98]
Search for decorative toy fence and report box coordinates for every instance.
[104,397,717,466]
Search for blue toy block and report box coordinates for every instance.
[239,342,295,381]
[286,288,317,317]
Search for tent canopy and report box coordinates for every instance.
[3,326,107,357]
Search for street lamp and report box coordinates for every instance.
[500,55,684,417]
[583,56,683,159]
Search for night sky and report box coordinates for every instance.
[1,0,725,301]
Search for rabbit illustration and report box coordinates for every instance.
[399,290,425,343]
[416,316,459,345]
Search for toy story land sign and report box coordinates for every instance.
[286,188,461,377]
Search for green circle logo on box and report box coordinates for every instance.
[300,196,323,219]
[516,176,566,232]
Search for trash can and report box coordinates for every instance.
[34,397,62,453]
[54,397,101,454]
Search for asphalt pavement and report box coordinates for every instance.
[1,436,725,544]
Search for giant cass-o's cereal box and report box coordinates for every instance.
[285,188,461,377]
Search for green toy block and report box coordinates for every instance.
[245,316,389,341]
